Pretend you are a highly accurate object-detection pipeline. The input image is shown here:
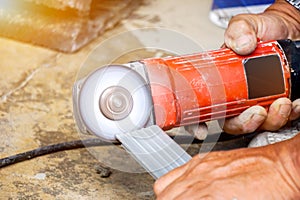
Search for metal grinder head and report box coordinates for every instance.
[73,64,154,141]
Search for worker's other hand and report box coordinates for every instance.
[222,0,300,134]
[224,0,300,55]
[186,98,300,138]
[154,135,300,199]
[223,98,300,134]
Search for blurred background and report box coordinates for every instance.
[0,0,272,199]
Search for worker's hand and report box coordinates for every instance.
[222,98,300,134]
[224,0,300,55]
[154,135,300,199]
[186,98,300,139]
[222,0,300,135]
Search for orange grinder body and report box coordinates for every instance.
[140,40,291,130]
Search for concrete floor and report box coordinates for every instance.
[0,0,225,199]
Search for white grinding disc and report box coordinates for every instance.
[78,65,153,141]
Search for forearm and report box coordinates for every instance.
[240,0,300,41]
[289,133,300,184]
[277,133,300,197]
[264,0,300,40]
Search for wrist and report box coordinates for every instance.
[285,0,300,11]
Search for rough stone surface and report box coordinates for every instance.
[0,0,225,199]
[0,0,140,52]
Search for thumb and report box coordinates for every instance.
[224,14,258,55]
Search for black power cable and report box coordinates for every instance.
[0,138,120,168]
[0,132,256,169]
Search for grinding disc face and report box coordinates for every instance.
[77,65,153,141]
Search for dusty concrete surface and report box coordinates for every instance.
[0,0,224,199]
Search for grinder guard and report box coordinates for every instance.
[73,65,154,141]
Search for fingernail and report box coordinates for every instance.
[278,104,291,117]
[251,113,266,123]
[240,112,265,124]
[290,104,300,120]
[234,35,252,50]
[292,104,300,113]
[239,106,266,124]
[239,111,253,124]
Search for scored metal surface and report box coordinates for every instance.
[116,125,192,179]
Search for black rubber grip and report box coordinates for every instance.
[278,40,300,100]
